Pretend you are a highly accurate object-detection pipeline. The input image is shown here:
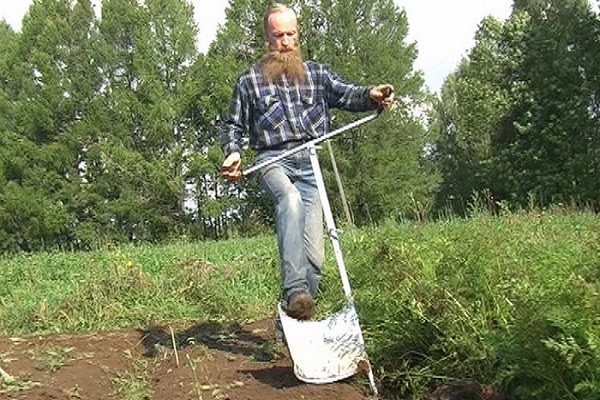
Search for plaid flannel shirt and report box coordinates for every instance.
[219,61,377,156]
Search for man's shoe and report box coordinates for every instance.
[285,291,315,320]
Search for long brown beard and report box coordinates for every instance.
[261,49,305,84]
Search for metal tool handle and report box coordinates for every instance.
[242,111,380,176]
[309,146,379,396]
[308,147,353,299]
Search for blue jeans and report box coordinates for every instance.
[256,148,324,305]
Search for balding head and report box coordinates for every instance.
[263,4,297,38]
[263,4,299,52]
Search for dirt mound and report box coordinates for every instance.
[0,319,372,399]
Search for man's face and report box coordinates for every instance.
[266,10,299,53]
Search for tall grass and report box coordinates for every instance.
[349,209,600,399]
[1,208,598,399]
[0,236,280,333]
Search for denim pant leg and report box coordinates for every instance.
[299,169,324,299]
[257,150,324,304]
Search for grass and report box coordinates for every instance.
[0,364,40,395]
[0,208,599,399]
[31,345,76,373]
[0,235,280,334]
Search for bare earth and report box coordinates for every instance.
[0,319,375,400]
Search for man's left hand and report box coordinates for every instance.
[370,84,395,111]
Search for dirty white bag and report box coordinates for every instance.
[278,302,372,384]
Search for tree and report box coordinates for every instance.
[432,0,600,212]
[431,15,513,213]
[188,0,280,238]
[81,0,199,243]
[495,0,600,206]
[0,0,101,251]
[300,0,429,224]
[0,22,18,133]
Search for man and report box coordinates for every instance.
[219,4,394,321]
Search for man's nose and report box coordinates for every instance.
[282,34,293,47]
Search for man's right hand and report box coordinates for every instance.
[221,152,242,181]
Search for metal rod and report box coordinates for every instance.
[309,146,379,397]
[242,111,379,176]
[309,147,353,299]
[326,140,354,227]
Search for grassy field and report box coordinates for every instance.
[1,208,599,399]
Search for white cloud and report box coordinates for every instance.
[0,1,32,32]
[398,0,512,91]
[190,0,228,52]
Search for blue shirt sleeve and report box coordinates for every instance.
[219,75,250,156]
[322,64,376,112]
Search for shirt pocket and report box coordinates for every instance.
[257,94,286,132]
[301,94,326,133]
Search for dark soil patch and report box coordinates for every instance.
[0,318,506,400]
[0,319,373,399]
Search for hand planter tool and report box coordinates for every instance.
[241,111,380,176]
[242,112,380,396]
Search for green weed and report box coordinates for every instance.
[0,365,40,395]
[0,209,599,399]
[111,350,152,400]
[31,345,76,373]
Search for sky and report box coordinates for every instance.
[1,0,598,92]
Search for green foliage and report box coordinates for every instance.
[298,0,431,225]
[0,0,433,252]
[0,210,598,399]
[349,210,600,399]
[501,0,600,207]
[10,0,597,255]
[201,0,434,229]
[432,0,600,214]
[0,0,219,252]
